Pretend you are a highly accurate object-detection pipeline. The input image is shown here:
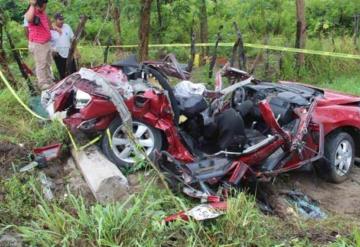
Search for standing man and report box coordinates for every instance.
[25,0,56,90]
[51,13,77,79]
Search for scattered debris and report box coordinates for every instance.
[275,168,360,217]
[281,190,327,219]
[39,172,55,201]
[33,144,62,161]
[19,160,41,172]
[165,202,227,222]
[19,144,62,172]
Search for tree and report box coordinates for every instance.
[112,0,122,45]
[0,12,16,88]
[155,0,163,43]
[295,0,306,68]
[66,15,88,76]
[138,0,152,61]
[199,0,208,65]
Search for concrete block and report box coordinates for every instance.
[71,146,130,204]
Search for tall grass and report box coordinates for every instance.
[0,88,68,147]
[14,179,281,247]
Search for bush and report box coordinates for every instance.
[0,175,37,225]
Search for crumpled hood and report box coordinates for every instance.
[280,81,360,106]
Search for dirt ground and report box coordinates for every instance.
[0,141,29,178]
[273,165,360,218]
[0,139,95,203]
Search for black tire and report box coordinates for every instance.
[101,116,163,169]
[315,132,355,183]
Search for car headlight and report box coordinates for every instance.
[75,90,92,109]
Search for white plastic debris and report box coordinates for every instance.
[174,80,206,98]
[187,204,224,221]
[39,172,55,201]
[19,161,39,172]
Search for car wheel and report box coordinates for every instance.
[102,117,163,169]
[315,132,354,183]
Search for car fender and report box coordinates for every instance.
[312,104,360,135]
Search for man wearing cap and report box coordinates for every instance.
[25,0,59,90]
[51,13,77,80]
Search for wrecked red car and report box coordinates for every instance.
[42,54,360,201]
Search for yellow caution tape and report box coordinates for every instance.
[106,128,113,147]
[0,70,47,120]
[0,69,101,150]
[13,42,360,60]
[78,135,102,150]
[58,119,102,151]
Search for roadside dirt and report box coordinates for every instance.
[0,139,95,204]
[39,157,95,203]
[0,141,28,178]
[274,165,360,217]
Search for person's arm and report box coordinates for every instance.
[50,19,63,34]
[24,27,29,39]
[23,18,29,39]
[25,0,37,22]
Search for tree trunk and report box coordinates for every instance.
[187,28,196,72]
[353,14,360,47]
[156,0,163,43]
[138,0,152,61]
[5,28,36,94]
[231,22,246,70]
[264,35,270,77]
[66,16,87,76]
[112,0,122,46]
[0,14,17,89]
[0,50,17,89]
[199,0,208,65]
[295,0,306,68]
[209,25,222,78]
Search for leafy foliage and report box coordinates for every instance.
[2,0,360,46]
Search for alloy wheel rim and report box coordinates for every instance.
[334,140,353,176]
[112,122,155,163]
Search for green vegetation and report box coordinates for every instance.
[0,172,358,246]
[0,89,68,146]
[0,175,37,225]
[1,0,360,246]
[1,0,360,86]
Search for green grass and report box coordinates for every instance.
[0,88,68,147]
[0,175,38,225]
[12,180,281,247]
[4,174,357,247]
[315,74,360,96]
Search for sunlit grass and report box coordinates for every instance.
[315,74,360,96]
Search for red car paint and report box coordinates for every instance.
[48,64,360,193]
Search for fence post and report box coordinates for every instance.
[209,25,223,79]
[187,28,196,73]
[104,38,112,64]
[295,0,306,69]
[264,35,270,78]
[230,22,246,70]
[354,14,360,47]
